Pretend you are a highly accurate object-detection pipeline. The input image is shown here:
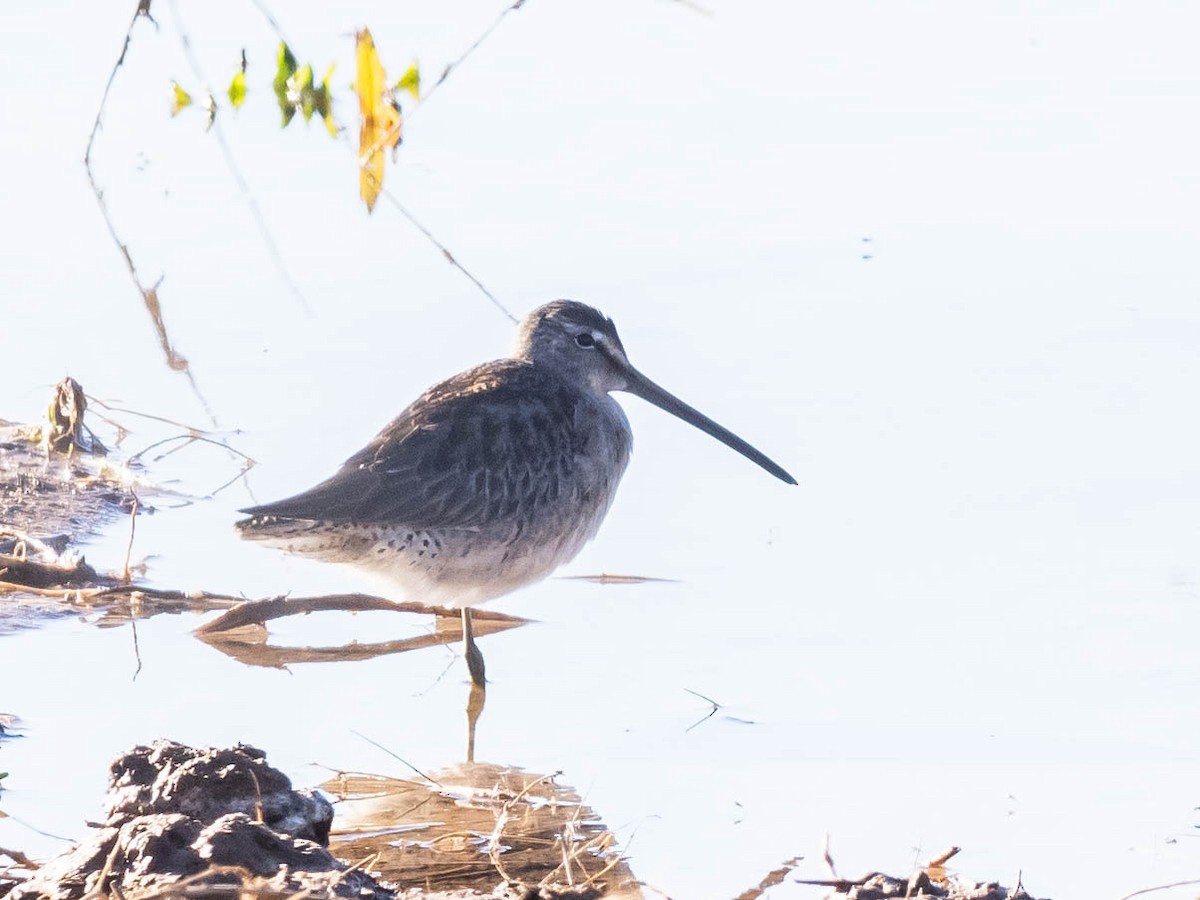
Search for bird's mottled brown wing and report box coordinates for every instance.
[240,360,583,529]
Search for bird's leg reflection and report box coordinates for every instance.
[458,607,487,762]
[461,607,486,687]
[465,680,485,763]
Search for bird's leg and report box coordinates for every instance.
[461,607,486,687]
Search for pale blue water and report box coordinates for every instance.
[3,2,1200,897]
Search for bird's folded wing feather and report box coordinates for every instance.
[240,361,580,530]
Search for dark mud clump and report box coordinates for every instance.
[4,741,387,900]
[801,866,1048,899]
[821,873,1041,898]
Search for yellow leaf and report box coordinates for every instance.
[395,63,420,102]
[320,64,339,137]
[170,80,192,116]
[354,28,402,212]
[228,69,246,108]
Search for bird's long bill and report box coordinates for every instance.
[622,365,797,485]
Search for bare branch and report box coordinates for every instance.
[83,1,217,426]
[419,1,526,108]
[167,0,312,314]
[194,592,526,635]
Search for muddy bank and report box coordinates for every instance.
[0,382,141,631]
[0,741,634,900]
[0,381,135,543]
[0,738,1051,900]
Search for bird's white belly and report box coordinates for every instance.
[343,499,607,607]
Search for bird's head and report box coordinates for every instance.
[514,299,797,485]
[514,299,632,394]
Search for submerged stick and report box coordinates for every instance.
[194,592,527,636]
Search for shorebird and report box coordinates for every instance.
[237,300,795,685]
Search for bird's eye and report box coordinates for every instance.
[575,332,596,348]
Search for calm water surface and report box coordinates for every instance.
[4,2,1200,898]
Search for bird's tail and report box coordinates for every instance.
[235,515,375,562]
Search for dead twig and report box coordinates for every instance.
[245,767,264,824]
[0,846,39,869]
[207,457,256,498]
[250,0,519,325]
[822,832,838,879]
[734,855,804,900]
[84,397,211,436]
[683,687,721,732]
[126,433,255,470]
[419,1,526,108]
[351,5,528,323]
[486,771,561,884]
[247,0,289,45]
[88,585,243,603]
[84,0,155,164]
[82,829,126,900]
[543,807,624,892]
[349,731,438,785]
[927,847,961,868]
[84,0,216,425]
[194,592,525,635]
[374,187,517,323]
[79,430,255,504]
[165,0,311,314]
[1118,880,1200,900]
[0,584,248,635]
[124,432,257,499]
[121,489,139,584]
[193,593,527,669]
[922,845,960,891]
[128,607,143,681]
[560,573,679,585]
[0,582,97,598]
[796,875,880,891]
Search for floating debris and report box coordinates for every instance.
[325,762,639,897]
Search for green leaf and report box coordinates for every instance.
[395,63,420,102]
[272,41,298,126]
[228,69,246,108]
[170,80,192,116]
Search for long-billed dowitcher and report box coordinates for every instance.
[238,300,794,684]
